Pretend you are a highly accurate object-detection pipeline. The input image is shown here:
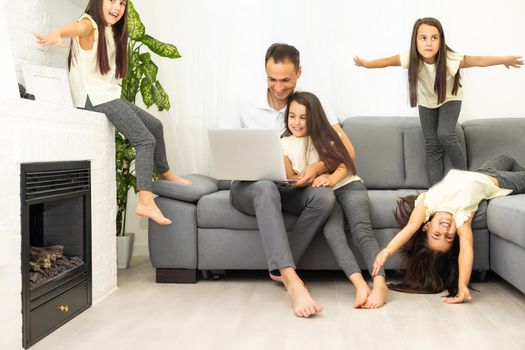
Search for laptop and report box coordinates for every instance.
[208,128,293,182]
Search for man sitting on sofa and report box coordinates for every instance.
[226,43,345,318]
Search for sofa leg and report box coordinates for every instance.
[156,268,197,283]
[471,269,488,282]
[201,270,225,280]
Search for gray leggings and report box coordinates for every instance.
[476,155,525,194]
[419,100,467,185]
[322,181,385,279]
[85,97,170,191]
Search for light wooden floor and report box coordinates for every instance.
[33,257,525,350]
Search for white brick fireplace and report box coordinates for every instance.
[0,96,117,349]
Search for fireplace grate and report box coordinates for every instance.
[24,168,90,202]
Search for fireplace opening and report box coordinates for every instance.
[21,161,92,348]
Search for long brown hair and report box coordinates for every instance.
[282,91,356,175]
[408,17,461,107]
[390,195,459,296]
[68,0,128,79]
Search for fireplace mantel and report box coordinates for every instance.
[0,96,117,349]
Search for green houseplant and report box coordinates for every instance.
[116,0,181,266]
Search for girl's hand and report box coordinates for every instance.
[34,31,64,47]
[372,248,391,276]
[353,56,369,68]
[312,174,331,188]
[443,285,472,304]
[503,56,523,69]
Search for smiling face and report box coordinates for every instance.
[423,212,457,252]
[416,24,440,64]
[287,100,308,137]
[266,58,301,109]
[102,0,127,25]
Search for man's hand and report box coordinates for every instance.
[293,164,322,187]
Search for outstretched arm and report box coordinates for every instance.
[444,217,474,304]
[460,55,523,69]
[353,54,401,69]
[372,201,427,275]
[34,18,94,47]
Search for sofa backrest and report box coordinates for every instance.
[342,116,465,189]
[463,118,525,170]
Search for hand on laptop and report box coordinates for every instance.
[292,165,318,187]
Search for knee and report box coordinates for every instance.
[437,129,457,144]
[310,187,335,212]
[150,118,164,137]
[252,180,280,203]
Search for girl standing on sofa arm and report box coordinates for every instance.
[372,155,525,303]
[282,91,388,309]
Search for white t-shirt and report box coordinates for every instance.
[227,87,339,133]
[281,135,361,190]
[400,50,464,108]
[69,13,122,107]
[416,169,512,228]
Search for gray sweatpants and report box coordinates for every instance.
[419,100,467,186]
[476,155,525,194]
[85,97,170,191]
[322,181,385,278]
[230,180,335,271]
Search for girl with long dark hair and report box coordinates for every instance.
[35,0,191,225]
[372,155,525,303]
[282,91,388,308]
[354,17,523,185]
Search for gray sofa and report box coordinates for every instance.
[148,117,525,294]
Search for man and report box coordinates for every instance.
[229,43,345,317]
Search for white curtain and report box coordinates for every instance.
[134,0,525,176]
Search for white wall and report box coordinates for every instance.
[125,0,525,254]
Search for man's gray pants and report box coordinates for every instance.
[230,180,335,271]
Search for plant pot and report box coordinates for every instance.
[117,233,135,269]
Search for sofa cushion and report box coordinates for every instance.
[463,118,525,170]
[152,174,218,203]
[343,117,465,190]
[487,194,525,249]
[197,190,298,230]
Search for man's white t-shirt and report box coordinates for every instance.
[226,88,339,132]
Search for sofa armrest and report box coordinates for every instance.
[152,174,219,203]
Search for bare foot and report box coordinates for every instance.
[353,280,372,308]
[364,276,388,309]
[349,272,371,308]
[136,201,172,225]
[287,282,323,318]
[280,268,322,318]
[158,171,192,185]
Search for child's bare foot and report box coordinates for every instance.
[281,268,323,318]
[158,171,192,185]
[136,201,172,225]
[349,272,371,308]
[364,276,388,309]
